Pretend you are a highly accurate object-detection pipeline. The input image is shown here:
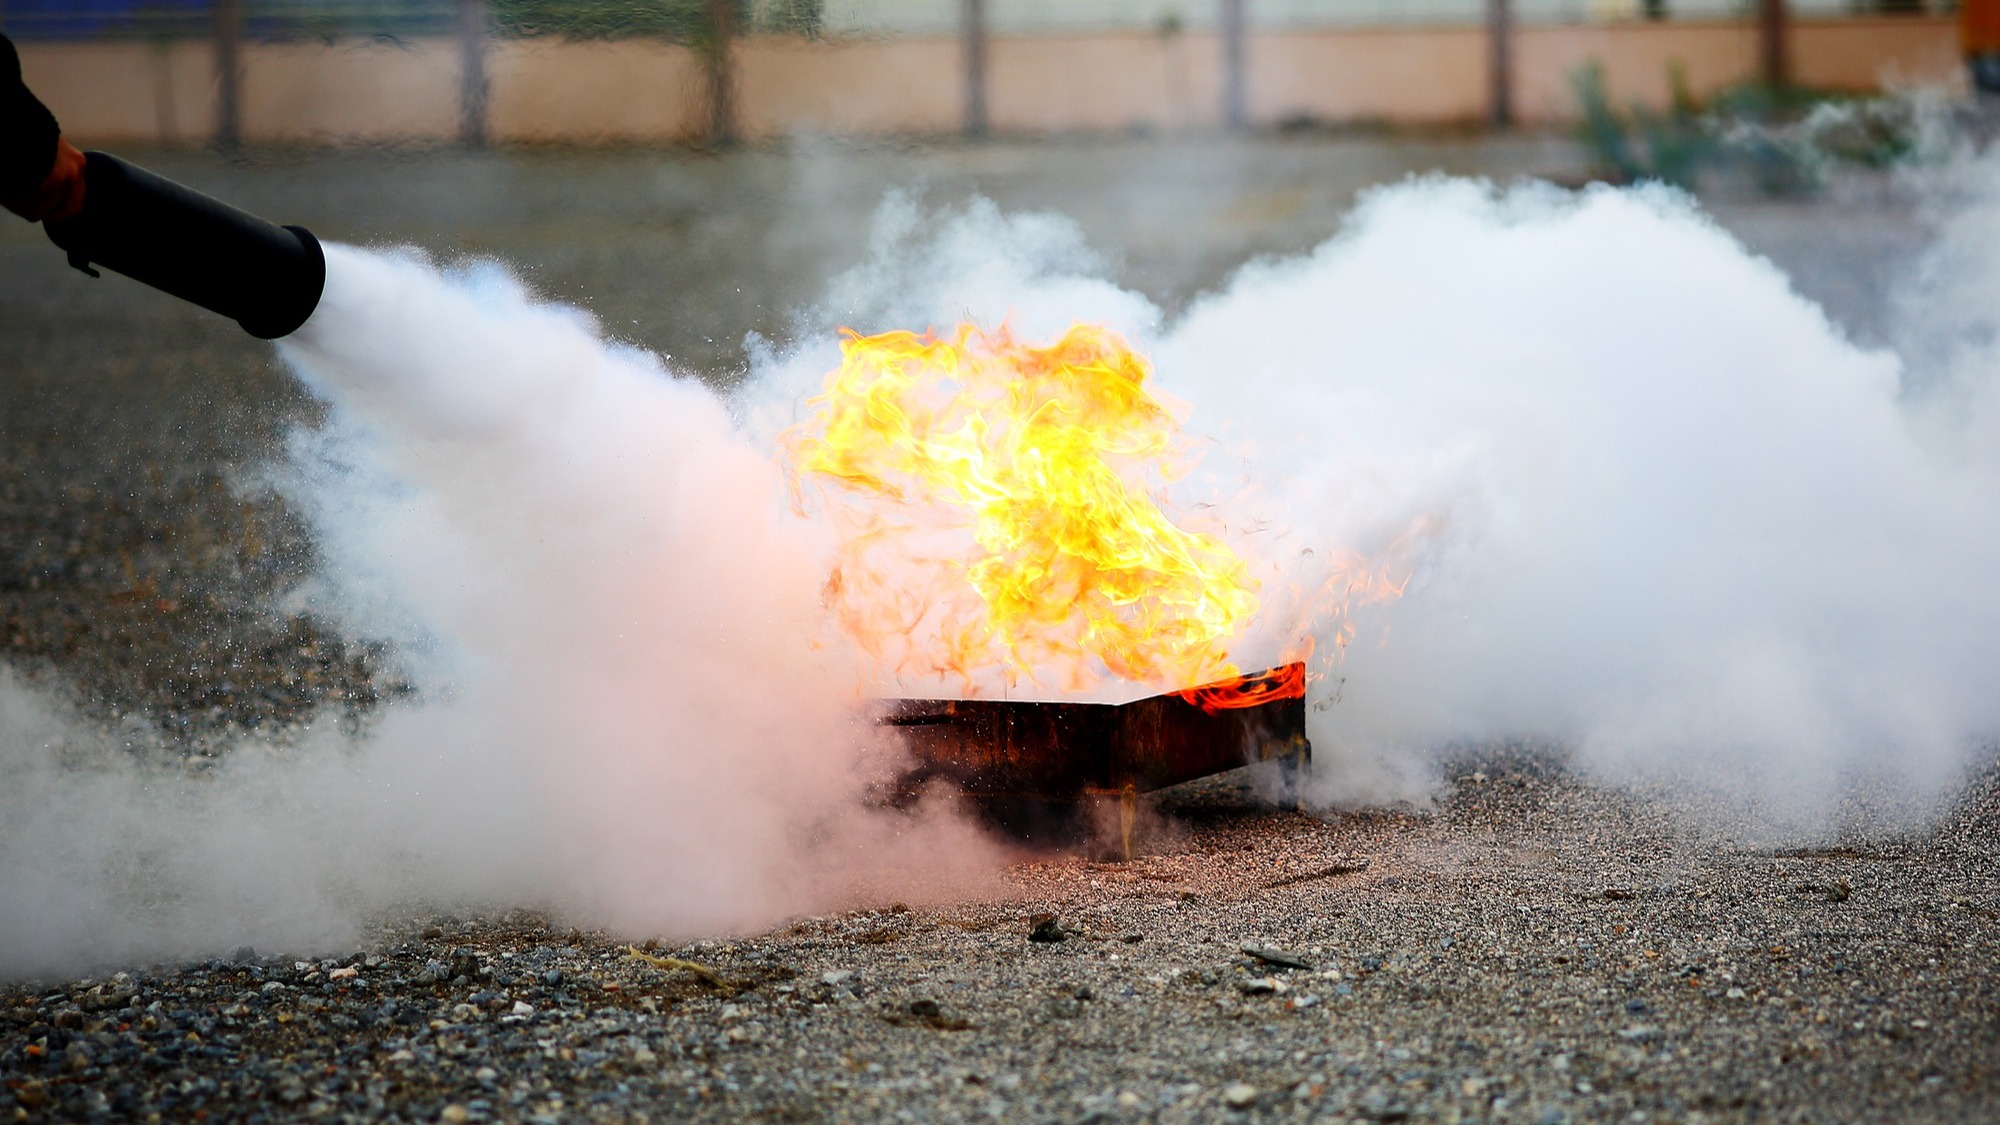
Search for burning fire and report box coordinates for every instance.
[1174,655,1310,713]
[784,322,1259,694]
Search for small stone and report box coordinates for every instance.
[1726,987,1747,1000]
[474,1066,499,1082]
[909,999,942,1018]
[440,1105,471,1124]
[1223,1083,1258,1109]
[511,1000,536,1016]
[1027,914,1067,943]
[1618,1025,1659,1043]
[1238,977,1284,996]
[821,970,853,986]
[1240,945,1313,970]
[1043,995,1083,1019]
[328,966,359,981]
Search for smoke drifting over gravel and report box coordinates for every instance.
[0,668,543,977]
[7,161,2000,978]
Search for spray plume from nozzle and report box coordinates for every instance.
[44,151,325,339]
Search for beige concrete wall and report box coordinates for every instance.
[14,18,1967,146]
[489,39,704,144]
[1514,23,1758,122]
[16,40,218,146]
[990,31,1224,132]
[1252,26,1488,125]
[1513,17,1958,123]
[1792,17,1962,91]
[242,39,460,144]
[737,34,959,137]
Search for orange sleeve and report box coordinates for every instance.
[1965,0,2000,56]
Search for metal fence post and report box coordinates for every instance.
[457,0,489,148]
[962,0,988,137]
[1488,0,1512,129]
[214,0,242,152]
[1759,0,1789,88]
[705,0,737,146]
[1220,0,1245,128]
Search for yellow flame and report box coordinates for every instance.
[784,322,1259,692]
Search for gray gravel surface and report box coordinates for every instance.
[2,137,1989,1122]
[4,760,1997,1123]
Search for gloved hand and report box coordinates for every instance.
[2,135,85,223]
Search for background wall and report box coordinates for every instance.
[14,17,1963,147]
[489,40,707,143]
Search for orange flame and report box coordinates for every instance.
[1181,534,1422,712]
[1174,659,1308,714]
[784,322,1259,694]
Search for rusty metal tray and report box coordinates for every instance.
[879,663,1311,849]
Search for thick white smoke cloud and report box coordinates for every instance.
[8,160,2000,979]
[272,246,1000,932]
[754,174,2000,822]
[0,245,1000,980]
[1166,178,2000,817]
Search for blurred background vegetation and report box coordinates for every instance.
[1572,61,1938,194]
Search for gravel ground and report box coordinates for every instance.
[2,136,1991,1122]
[4,758,1997,1124]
